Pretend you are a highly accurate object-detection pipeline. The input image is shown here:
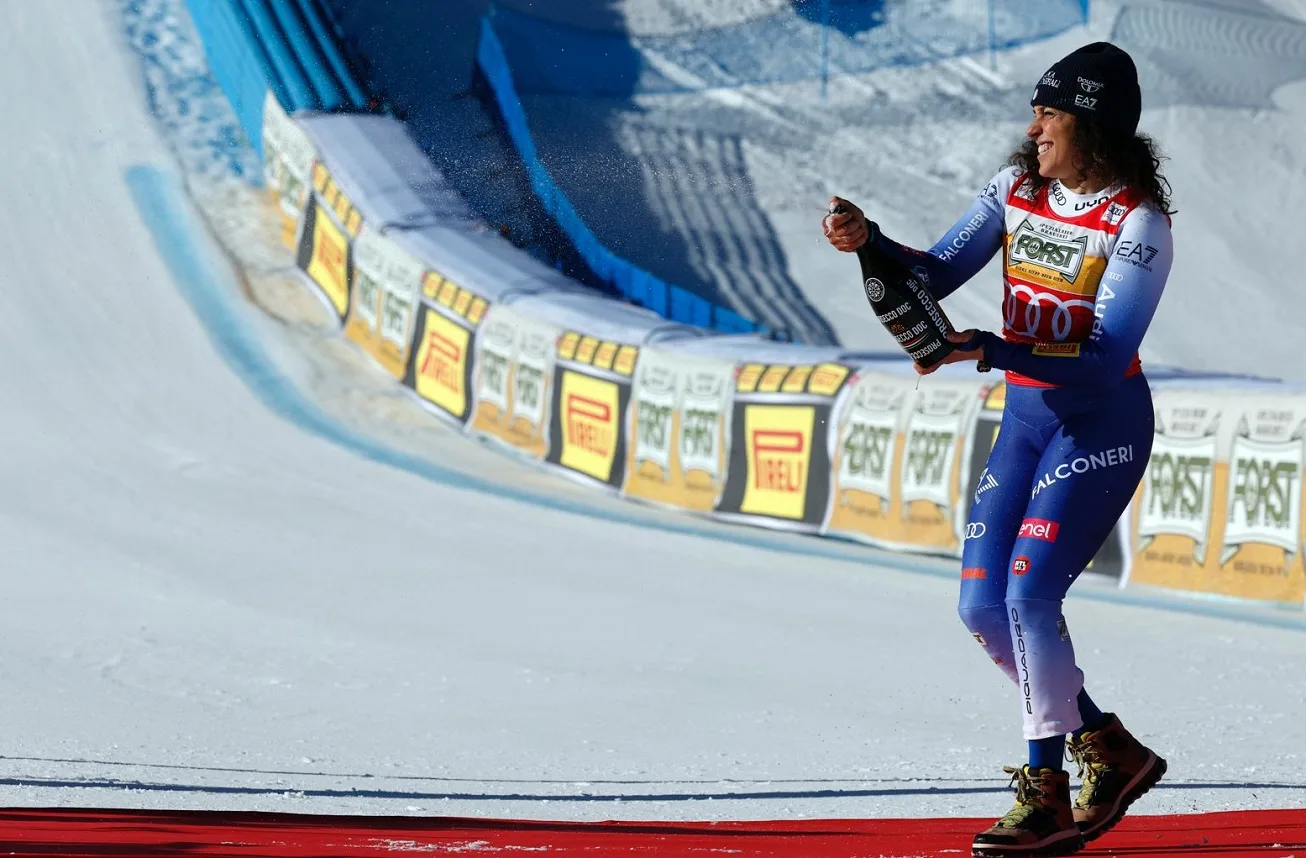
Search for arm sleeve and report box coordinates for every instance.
[978,205,1174,389]
[869,168,1014,301]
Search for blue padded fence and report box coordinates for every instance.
[475,17,767,336]
[182,0,368,154]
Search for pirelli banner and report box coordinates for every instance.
[622,348,735,512]
[824,370,983,554]
[402,271,490,427]
[1128,388,1306,606]
[471,304,560,461]
[296,161,364,322]
[714,362,853,531]
[261,94,317,250]
[545,331,639,489]
[344,229,423,380]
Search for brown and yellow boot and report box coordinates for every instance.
[1066,713,1167,842]
[972,765,1086,857]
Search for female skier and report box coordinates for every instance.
[823,42,1172,857]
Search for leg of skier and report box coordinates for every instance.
[958,408,1043,683]
[972,375,1166,858]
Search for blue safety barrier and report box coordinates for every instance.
[476,17,767,336]
[183,0,369,153]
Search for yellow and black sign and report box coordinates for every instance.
[410,309,472,420]
[714,360,852,529]
[716,402,830,526]
[401,273,491,426]
[299,203,350,319]
[553,371,623,483]
[741,405,817,520]
[295,162,364,322]
[544,331,638,487]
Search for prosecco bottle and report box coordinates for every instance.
[830,201,956,369]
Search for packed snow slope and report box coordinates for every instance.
[501,0,1306,377]
[0,0,1302,825]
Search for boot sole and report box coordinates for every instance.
[972,828,1087,858]
[1078,751,1168,843]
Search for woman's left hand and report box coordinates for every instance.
[914,329,986,376]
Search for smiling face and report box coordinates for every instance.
[1026,106,1080,184]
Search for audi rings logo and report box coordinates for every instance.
[965,522,987,540]
[1004,283,1095,341]
[864,277,886,303]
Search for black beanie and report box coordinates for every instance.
[1030,42,1142,136]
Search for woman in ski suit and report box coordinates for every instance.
[824,42,1172,858]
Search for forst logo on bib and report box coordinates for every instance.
[1010,220,1088,283]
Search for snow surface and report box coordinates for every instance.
[0,0,1302,827]
[517,0,1306,379]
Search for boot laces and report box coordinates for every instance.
[1067,743,1107,806]
[996,766,1048,828]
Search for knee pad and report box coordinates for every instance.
[958,601,1006,637]
[959,602,1018,683]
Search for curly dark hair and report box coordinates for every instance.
[1007,120,1175,214]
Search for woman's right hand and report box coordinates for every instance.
[823,196,869,252]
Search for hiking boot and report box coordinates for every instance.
[1067,713,1167,841]
[972,765,1086,857]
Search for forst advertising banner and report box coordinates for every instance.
[402,271,489,427]
[296,161,364,322]
[261,94,316,249]
[1129,390,1306,605]
[545,331,639,489]
[622,349,734,512]
[471,304,559,461]
[714,361,852,531]
[824,370,982,554]
[345,229,423,379]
